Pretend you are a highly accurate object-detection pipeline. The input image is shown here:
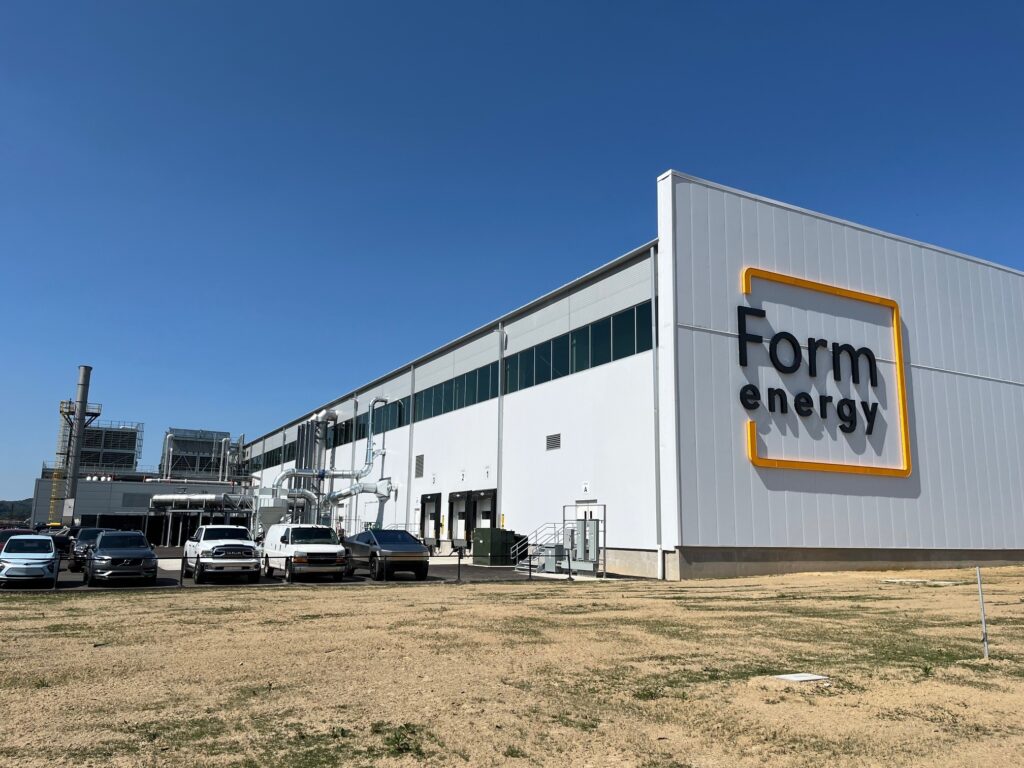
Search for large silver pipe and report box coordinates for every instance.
[151,493,228,505]
[162,432,173,479]
[321,478,394,509]
[272,397,388,495]
[65,365,92,510]
[219,437,229,482]
[349,397,388,479]
[286,488,318,516]
[269,398,389,525]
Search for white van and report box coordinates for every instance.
[261,524,348,581]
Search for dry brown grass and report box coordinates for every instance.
[2,566,1024,767]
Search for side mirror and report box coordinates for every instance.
[280,535,288,544]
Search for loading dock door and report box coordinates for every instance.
[420,493,441,545]
[449,492,468,547]
[469,488,497,548]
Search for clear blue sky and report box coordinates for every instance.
[1,1,1021,498]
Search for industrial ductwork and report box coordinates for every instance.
[162,432,173,480]
[219,437,230,481]
[150,493,253,509]
[271,397,388,499]
[320,478,396,531]
[320,478,395,509]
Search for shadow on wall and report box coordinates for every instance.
[742,317,892,458]
[755,320,922,501]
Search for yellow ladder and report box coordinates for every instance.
[48,468,64,524]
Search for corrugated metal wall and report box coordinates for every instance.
[661,172,1024,550]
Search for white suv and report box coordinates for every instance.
[183,525,260,584]
[261,524,348,581]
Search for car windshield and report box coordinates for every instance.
[203,528,252,541]
[99,534,149,549]
[290,528,338,544]
[77,529,105,544]
[3,539,54,554]
[372,530,417,545]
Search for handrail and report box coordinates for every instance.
[510,520,580,567]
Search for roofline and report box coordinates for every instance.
[659,170,1024,279]
[244,238,657,448]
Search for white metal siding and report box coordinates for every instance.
[660,173,1024,551]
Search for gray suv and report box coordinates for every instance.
[83,531,159,586]
[69,527,114,572]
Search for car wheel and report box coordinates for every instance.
[332,572,345,582]
[371,555,386,581]
[414,564,428,581]
[248,571,260,584]
[264,557,274,578]
[146,574,158,586]
[193,563,206,585]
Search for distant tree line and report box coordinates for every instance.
[0,499,32,521]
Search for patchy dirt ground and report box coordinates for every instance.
[1,566,1023,767]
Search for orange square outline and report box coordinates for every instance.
[741,267,912,478]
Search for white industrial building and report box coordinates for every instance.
[246,171,1024,578]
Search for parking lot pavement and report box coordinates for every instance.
[18,560,533,592]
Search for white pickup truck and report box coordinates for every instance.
[183,525,261,584]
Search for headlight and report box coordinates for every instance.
[94,555,112,563]
[292,553,308,564]
[200,549,215,557]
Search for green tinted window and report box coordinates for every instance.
[612,307,636,360]
[535,341,551,384]
[519,347,534,389]
[489,361,500,399]
[431,384,443,418]
[570,327,590,373]
[442,379,454,413]
[477,365,489,402]
[504,355,519,394]
[590,317,611,367]
[636,300,653,352]
[464,369,478,407]
[551,333,570,379]
[454,374,466,410]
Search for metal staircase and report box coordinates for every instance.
[512,504,606,577]
[511,521,575,574]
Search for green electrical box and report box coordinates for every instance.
[472,527,517,565]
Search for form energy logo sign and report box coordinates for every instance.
[736,268,912,478]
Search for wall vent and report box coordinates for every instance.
[415,454,425,478]
[546,434,561,451]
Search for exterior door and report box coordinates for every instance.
[448,493,468,547]
[469,489,497,547]
[420,494,441,544]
